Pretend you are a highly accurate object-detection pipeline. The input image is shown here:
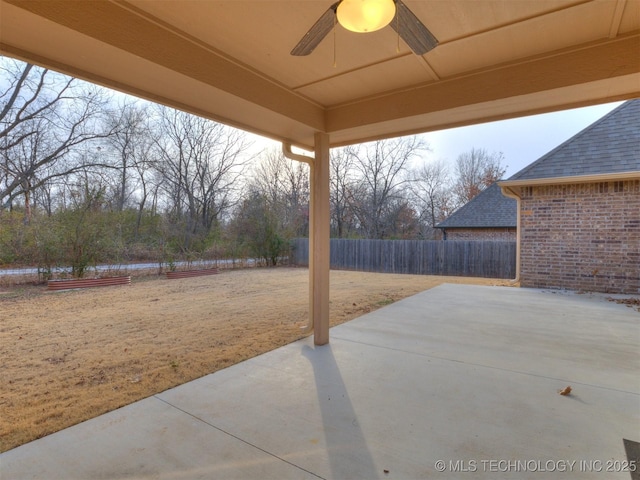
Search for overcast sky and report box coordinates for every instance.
[423,102,624,178]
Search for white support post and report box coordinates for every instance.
[282,134,331,344]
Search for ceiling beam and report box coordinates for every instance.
[2,0,325,132]
[326,33,640,133]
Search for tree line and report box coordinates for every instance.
[0,57,505,278]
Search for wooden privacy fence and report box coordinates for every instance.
[291,238,516,279]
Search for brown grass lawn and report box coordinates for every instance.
[0,267,507,452]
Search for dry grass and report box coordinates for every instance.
[0,267,506,452]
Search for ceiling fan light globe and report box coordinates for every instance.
[337,0,396,33]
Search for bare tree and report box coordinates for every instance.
[0,58,113,221]
[411,159,454,238]
[103,101,147,211]
[153,106,251,246]
[249,147,309,236]
[387,198,421,239]
[329,147,358,238]
[348,136,428,238]
[452,148,506,204]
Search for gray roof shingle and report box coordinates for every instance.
[509,99,640,180]
[436,183,516,229]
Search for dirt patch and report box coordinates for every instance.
[0,267,506,452]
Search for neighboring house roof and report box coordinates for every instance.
[436,183,516,229]
[508,99,640,181]
[438,99,640,230]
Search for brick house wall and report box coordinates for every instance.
[444,228,517,241]
[519,179,640,294]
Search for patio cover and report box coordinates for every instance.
[1,0,639,343]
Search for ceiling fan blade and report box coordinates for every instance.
[390,0,438,55]
[291,2,340,56]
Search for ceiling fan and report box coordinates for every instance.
[291,0,438,56]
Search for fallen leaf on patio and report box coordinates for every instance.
[559,386,572,396]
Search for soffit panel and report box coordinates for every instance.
[421,0,587,39]
[619,0,640,34]
[427,1,623,78]
[126,0,321,88]
[294,54,433,107]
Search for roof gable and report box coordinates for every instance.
[509,99,640,180]
[436,183,516,229]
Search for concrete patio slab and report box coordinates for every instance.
[1,284,638,479]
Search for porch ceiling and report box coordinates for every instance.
[1,0,639,150]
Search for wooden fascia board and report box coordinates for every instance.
[326,33,640,133]
[499,171,640,189]
[3,0,325,132]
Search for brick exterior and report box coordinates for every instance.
[444,228,517,241]
[519,180,640,294]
